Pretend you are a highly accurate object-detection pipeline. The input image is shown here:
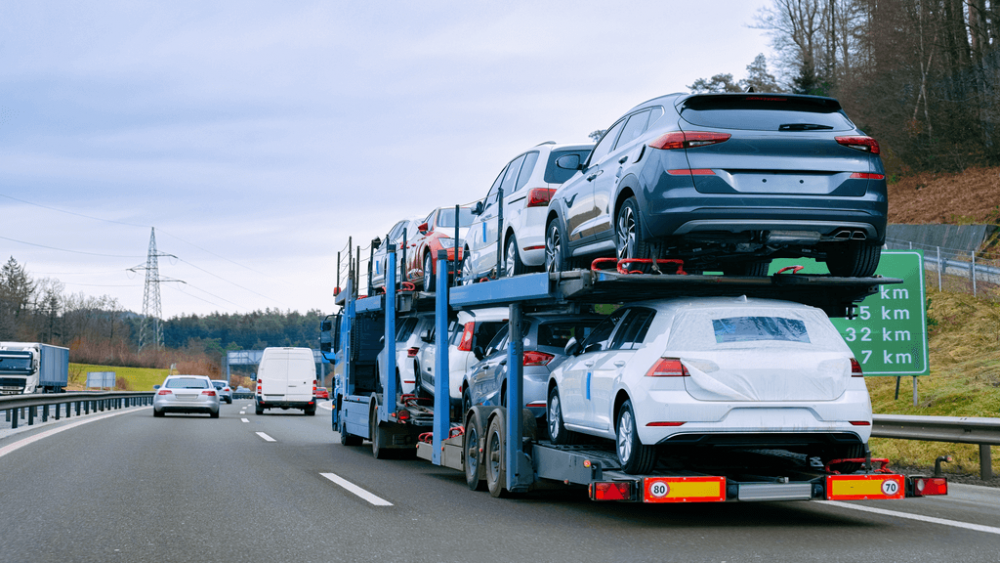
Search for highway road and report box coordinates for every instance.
[1,399,999,563]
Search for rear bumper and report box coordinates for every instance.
[256,396,315,409]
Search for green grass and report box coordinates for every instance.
[68,363,170,392]
[866,288,1000,476]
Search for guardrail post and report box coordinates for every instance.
[11,410,17,429]
[27,407,34,426]
[84,401,90,415]
[42,405,49,422]
[982,445,993,480]
[4,409,9,422]
[76,401,81,416]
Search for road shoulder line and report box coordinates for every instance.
[819,500,1000,536]
[320,472,393,506]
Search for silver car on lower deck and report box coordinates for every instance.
[153,375,221,418]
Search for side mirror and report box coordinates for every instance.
[555,154,582,170]
[473,346,485,361]
[372,236,382,250]
[153,384,161,390]
[473,200,484,215]
[420,329,433,344]
[417,222,429,234]
[564,337,581,357]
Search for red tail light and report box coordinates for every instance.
[456,323,475,352]
[851,358,864,377]
[590,481,633,501]
[523,351,555,367]
[157,389,172,395]
[849,172,885,180]
[202,390,216,396]
[646,421,686,427]
[913,477,948,496]
[526,188,557,208]
[312,380,318,392]
[397,409,411,423]
[649,131,731,150]
[646,358,690,377]
[667,169,716,175]
[835,136,880,154]
[407,347,419,357]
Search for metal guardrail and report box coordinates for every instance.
[1,392,154,430]
[873,414,1000,480]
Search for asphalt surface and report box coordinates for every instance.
[1,399,999,563]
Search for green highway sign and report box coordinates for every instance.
[769,251,930,376]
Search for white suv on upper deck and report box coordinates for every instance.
[461,142,593,281]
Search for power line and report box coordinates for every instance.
[167,284,236,313]
[0,234,147,258]
[175,257,288,307]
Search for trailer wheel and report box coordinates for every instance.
[464,412,486,491]
[339,416,362,446]
[616,400,657,474]
[547,387,574,445]
[371,407,390,459]
[486,412,507,498]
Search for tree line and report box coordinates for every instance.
[690,0,1000,175]
[0,256,323,370]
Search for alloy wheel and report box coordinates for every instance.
[617,206,636,260]
[617,408,633,463]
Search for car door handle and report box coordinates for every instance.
[584,361,594,367]
[614,361,626,368]
[618,155,628,164]
[499,359,507,366]
[586,170,603,182]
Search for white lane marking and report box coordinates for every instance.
[318,402,333,411]
[255,432,276,442]
[241,418,249,423]
[820,501,1000,536]
[320,472,393,506]
[0,408,140,459]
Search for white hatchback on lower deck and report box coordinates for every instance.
[547,296,872,474]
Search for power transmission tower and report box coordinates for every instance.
[130,228,183,350]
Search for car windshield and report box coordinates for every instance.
[667,307,846,352]
[545,148,592,184]
[436,208,474,228]
[165,378,210,389]
[680,95,854,131]
[537,320,602,348]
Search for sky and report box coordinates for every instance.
[0,0,774,319]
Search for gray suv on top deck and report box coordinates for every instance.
[543,93,887,277]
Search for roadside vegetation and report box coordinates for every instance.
[868,287,1000,475]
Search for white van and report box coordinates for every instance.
[255,347,318,415]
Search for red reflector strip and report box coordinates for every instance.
[646,421,686,427]
[403,380,415,384]
[913,477,948,496]
[666,169,716,175]
[643,477,726,503]
[590,481,633,501]
[523,245,545,251]
[826,474,905,500]
[849,172,886,180]
[849,421,871,426]
[526,401,546,408]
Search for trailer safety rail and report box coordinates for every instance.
[325,244,946,503]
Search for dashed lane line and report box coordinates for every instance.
[320,472,393,506]
[241,418,249,423]
[255,432,276,442]
[819,501,1000,536]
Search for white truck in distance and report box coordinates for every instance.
[0,342,70,394]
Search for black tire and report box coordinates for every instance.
[460,247,475,286]
[339,416,362,446]
[305,407,316,416]
[826,242,881,277]
[547,387,575,445]
[486,412,507,498]
[255,402,264,415]
[210,410,220,419]
[504,235,525,278]
[415,362,431,399]
[423,253,435,292]
[831,443,867,474]
[464,412,486,491]
[462,389,472,418]
[544,220,568,273]
[371,407,390,459]
[153,409,164,418]
[616,400,657,474]
[616,197,654,272]
[722,260,771,276]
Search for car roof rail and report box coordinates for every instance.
[534,141,557,146]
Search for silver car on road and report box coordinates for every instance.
[153,375,221,418]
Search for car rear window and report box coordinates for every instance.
[537,320,602,348]
[437,208,474,228]
[473,321,505,349]
[165,378,210,389]
[667,307,848,352]
[680,95,854,132]
[712,317,809,344]
[544,148,593,184]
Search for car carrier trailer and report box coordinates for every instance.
[320,244,948,503]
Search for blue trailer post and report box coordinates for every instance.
[506,303,527,491]
[384,244,396,420]
[433,249,450,465]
